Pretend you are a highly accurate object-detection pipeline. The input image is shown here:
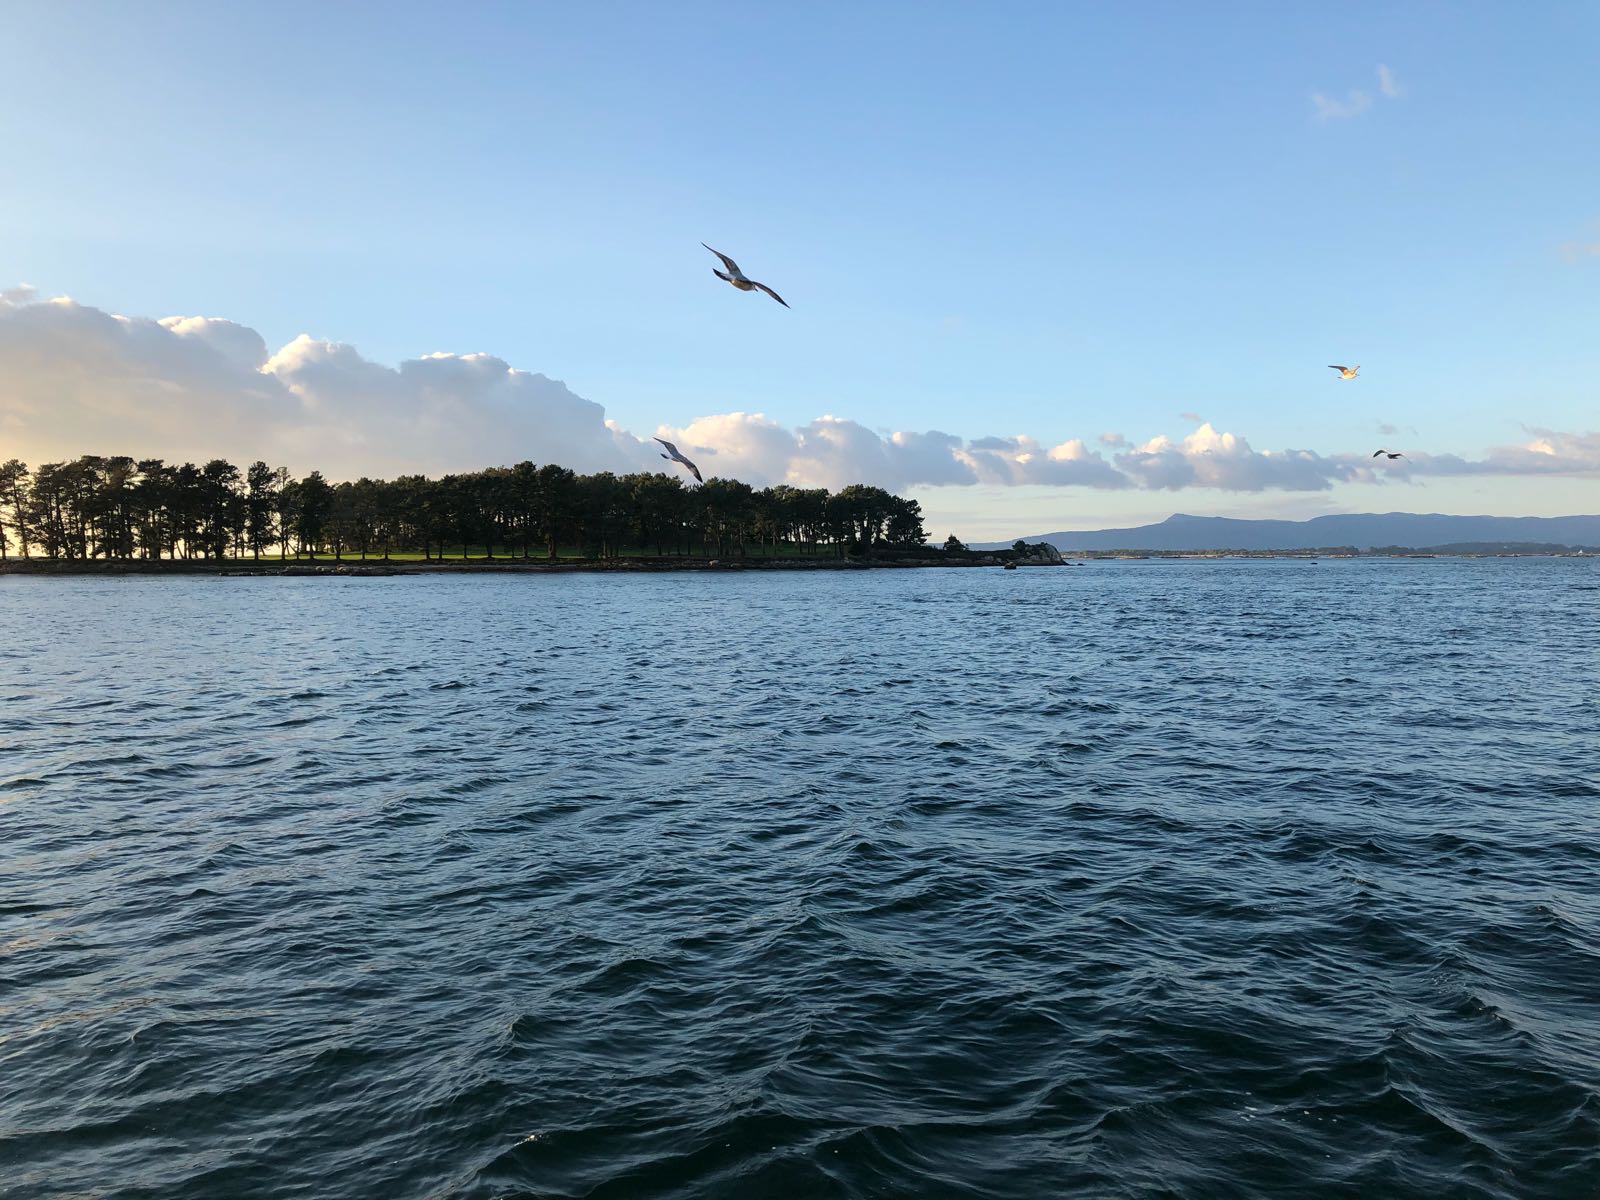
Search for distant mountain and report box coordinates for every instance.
[974,512,1600,552]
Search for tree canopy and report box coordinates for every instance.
[0,455,930,562]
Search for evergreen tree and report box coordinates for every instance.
[0,451,941,565]
[0,459,32,559]
[294,471,333,557]
[245,462,278,560]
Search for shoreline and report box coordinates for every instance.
[0,551,1585,577]
[0,553,1587,579]
[0,555,1040,577]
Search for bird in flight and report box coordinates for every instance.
[1328,364,1361,380]
[654,437,704,483]
[1371,449,1406,460]
[702,244,789,308]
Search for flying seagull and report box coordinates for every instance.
[1372,449,1406,460]
[702,244,789,308]
[1328,364,1360,380]
[654,437,703,483]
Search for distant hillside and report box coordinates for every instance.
[974,512,1600,552]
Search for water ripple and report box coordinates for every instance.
[1,560,1596,1199]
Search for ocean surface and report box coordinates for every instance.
[2,559,1597,1199]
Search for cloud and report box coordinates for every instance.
[1352,430,1600,480]
[269,337,627,477]
[886,429,979,486]
[635,420,1127,491]
[1179,411,1204,424]
[1,287,1593,497]
[0,296,298,458]
[1560,241,1600,262]
[1473,428,1600,475]
[1114,424,1367,492]
[957,435,1129,489]
[1312,65,1402,121]
[0,296,625,479]
[1377,422,1399,436]
[1312,89,1373,121]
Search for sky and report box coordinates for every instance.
[2,1,1597,539]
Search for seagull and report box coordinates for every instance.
[702,244,789,308]
[1371,449,1406,460]
[1328,364,1360,380]
[654,437,703,483]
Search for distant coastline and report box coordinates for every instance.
[975,511,1600,554]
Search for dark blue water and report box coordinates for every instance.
[2,560,1597,1199]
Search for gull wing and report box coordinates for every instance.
[752,280,789,308]
[1372,449,1385,457]
[655,436,703,480]
[1328,365,1348,372]
[702,243,741,275]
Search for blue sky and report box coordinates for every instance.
[3,2,1597,535]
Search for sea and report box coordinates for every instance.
[2,558,1597,1199]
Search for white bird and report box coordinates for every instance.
[1328,364,1360,380]
[654,437,703,483]
[702,244,789,308]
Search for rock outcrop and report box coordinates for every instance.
[1011,542,1065,566]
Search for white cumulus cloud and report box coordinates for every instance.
[1113,424,1364,492]
[1,288,1593,497]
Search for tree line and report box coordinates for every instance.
[0,456,931,562]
